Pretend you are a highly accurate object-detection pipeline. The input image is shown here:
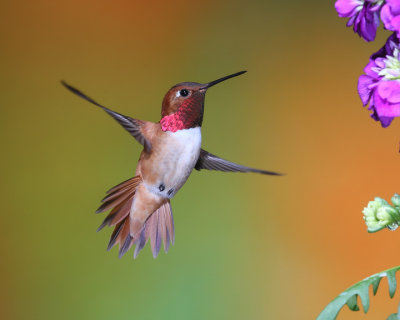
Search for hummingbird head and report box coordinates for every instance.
[160,71,246,132]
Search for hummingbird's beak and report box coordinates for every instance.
[199,71,247,91]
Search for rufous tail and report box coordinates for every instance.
[96,176,174,258]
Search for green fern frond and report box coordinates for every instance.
[317,266,400,320]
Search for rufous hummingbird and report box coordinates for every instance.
[62,71,281,259]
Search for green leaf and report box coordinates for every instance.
[345,295,359,311]
[388,269,398,298]
[317,266,400,320]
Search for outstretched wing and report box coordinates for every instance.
[195,149,282,176]
[61,81,151,151]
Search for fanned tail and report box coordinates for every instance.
[134,201,174,259]
[113,200,174,259]
[96,176,141,231]
[97,177,174,259]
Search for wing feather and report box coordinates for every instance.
[61,81,151,151]
[195,149,282,176]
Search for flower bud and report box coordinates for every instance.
[363,197,400,232]
[376,206,399,225]
[391,193,400,207]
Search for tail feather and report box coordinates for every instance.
[97,213,114,232]
[108,198,134,226]
[96,185,137,213]
[118,200,174,258]
[95,176,139,253]
[166,206,175,245]
[97,176,175,258]
[97,177,141,216]
[97,198,133,232]
[107,221,124,251]
[135,201,174,258]
[153,225,162,258]
[117,219,132,258]
[105,177,137,194]
[119,234,133,259]
[95,177,140,229]
[159,206,168,251]
[147,209,160,256]
[133,228,147,259]
[101,183,136,203]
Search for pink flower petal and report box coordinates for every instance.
[375,58,385,69]
[364,60,379,77]
[391,15,400,35]
[381,5,394,29]
[374,90,400,117]
[387,0,400,15]
[335,0,360,17]
[379,116,394,127]
[377,80,400,103]
[358,75,374,105]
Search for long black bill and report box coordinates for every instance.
[200,71,247,90]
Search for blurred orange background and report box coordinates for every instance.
[1,0,400,319]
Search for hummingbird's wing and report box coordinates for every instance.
[195,149,282,176]
[61,81,152,151]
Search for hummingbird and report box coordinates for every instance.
[62,71,281,259]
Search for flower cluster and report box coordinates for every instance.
[382,0,400,38]
[335,0,383,42]
[363,194,400,232]
[358,34,400,127]
[335,0,400,127]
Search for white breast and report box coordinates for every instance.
[168,127,202,168]
[145,127,202,198]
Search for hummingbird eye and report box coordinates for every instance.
[179,89,189,97]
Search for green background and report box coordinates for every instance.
[1,0,400,319]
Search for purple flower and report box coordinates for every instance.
[335,0,383,42]
[381,0,400,38]
[358,33,400,127]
